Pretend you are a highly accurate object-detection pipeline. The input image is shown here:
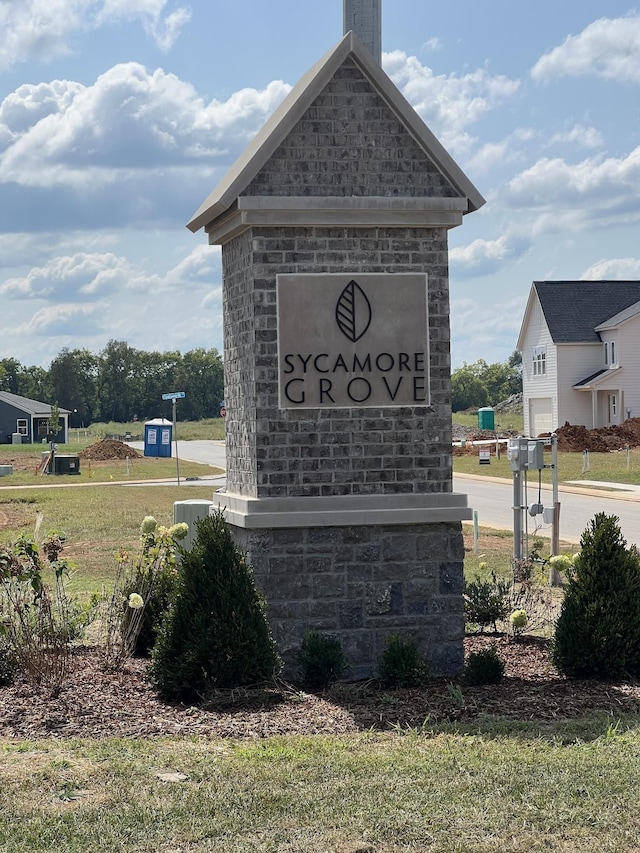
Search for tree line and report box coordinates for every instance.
[451,351,522,412]
[0,341,224,426]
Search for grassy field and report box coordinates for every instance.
[453,409,523,433]
[454,445,640,485]
[3,720,640,852]
[88,418,226,441]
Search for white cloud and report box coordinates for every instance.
[450,233,532,276]
[581,257,640,279]
[451,295,525,365]
[0,252,134,299]
[549,124,604,150]
[501,147,640,228]
[532,15,640,83]
[97,0,191,51]
[0,0,191,70]
[15,303,106,336]
[382,50,520,155]
[0,64,291,190]
[423,37,442,52]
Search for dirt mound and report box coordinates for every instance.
[555,419,640,452]
[80,439,142,461]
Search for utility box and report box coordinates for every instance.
[11,433,23,444]
[144,418,172,458]
[52,454,80,475]
[527,440,545,471]
[173,499,215,552]
[477,407,495,430]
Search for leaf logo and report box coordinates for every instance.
[335,280,372,342]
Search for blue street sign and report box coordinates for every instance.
[162,391,185,400]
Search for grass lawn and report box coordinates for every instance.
[0,482,216,595]
[88,417,226,441]
[454,445,640,486]
[3,721,640,852]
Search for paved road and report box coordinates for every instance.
[128,440,226,469]
[456,474,640,547]
[130,441,640,544]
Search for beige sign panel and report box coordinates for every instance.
[277,273,429,409]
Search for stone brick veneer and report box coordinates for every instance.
[231,522,465,679]
[222,224,453,499]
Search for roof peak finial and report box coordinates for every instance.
[343,0,382,64]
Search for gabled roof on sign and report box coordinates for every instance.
[187,31,485,233]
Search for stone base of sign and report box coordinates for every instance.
[217,493,467,679]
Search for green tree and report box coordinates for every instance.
[97,340,140,422]
[49,348,99,425]
[48,402,61,439]
[451,363,489,411]
[553,513,640,679]
[177,348,224,420]
[16,365,50,402]
[0,358,21,393]
[451,354,522,412]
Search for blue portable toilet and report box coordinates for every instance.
[144,417,172,458]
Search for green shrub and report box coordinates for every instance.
[464,572,511,632]
[464,646,505,685]
[297,632,346,688]
[149,511,281,701]
[552,513,640,679]
[377,633,428,687]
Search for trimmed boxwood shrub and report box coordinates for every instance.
[552,513,640,679]
[149,510,281,701]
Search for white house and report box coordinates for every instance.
[517,281,640,436]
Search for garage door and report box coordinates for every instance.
[529,397,553,436]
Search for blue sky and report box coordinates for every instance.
[2,0,640,370]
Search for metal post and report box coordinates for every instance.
[173,397,180,486]
[513,466,522,561]
[473,510,479,554]
[551,434,560,555]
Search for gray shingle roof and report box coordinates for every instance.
[0,391,70,416]
[534,281,640,343]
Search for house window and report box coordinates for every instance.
[611,341,616,366]
[611,395,617,417]
[532,346,546,376]
[604,342,609,365]
[16,419,27,435]
[37,420,50,436]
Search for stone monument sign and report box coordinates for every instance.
[187,9,484,677]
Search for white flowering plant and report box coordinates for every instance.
[99,515,190,668]
[509,608,528,639]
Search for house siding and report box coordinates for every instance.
[520,297,557,435]
[614,317,640,419]
[0,402,30,443]
[556,343,603,428]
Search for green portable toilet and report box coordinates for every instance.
[477,407,495,430]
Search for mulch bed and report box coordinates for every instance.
[1,635,638,740]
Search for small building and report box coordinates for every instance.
[517,280,640,435]
[0,391,70,444]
